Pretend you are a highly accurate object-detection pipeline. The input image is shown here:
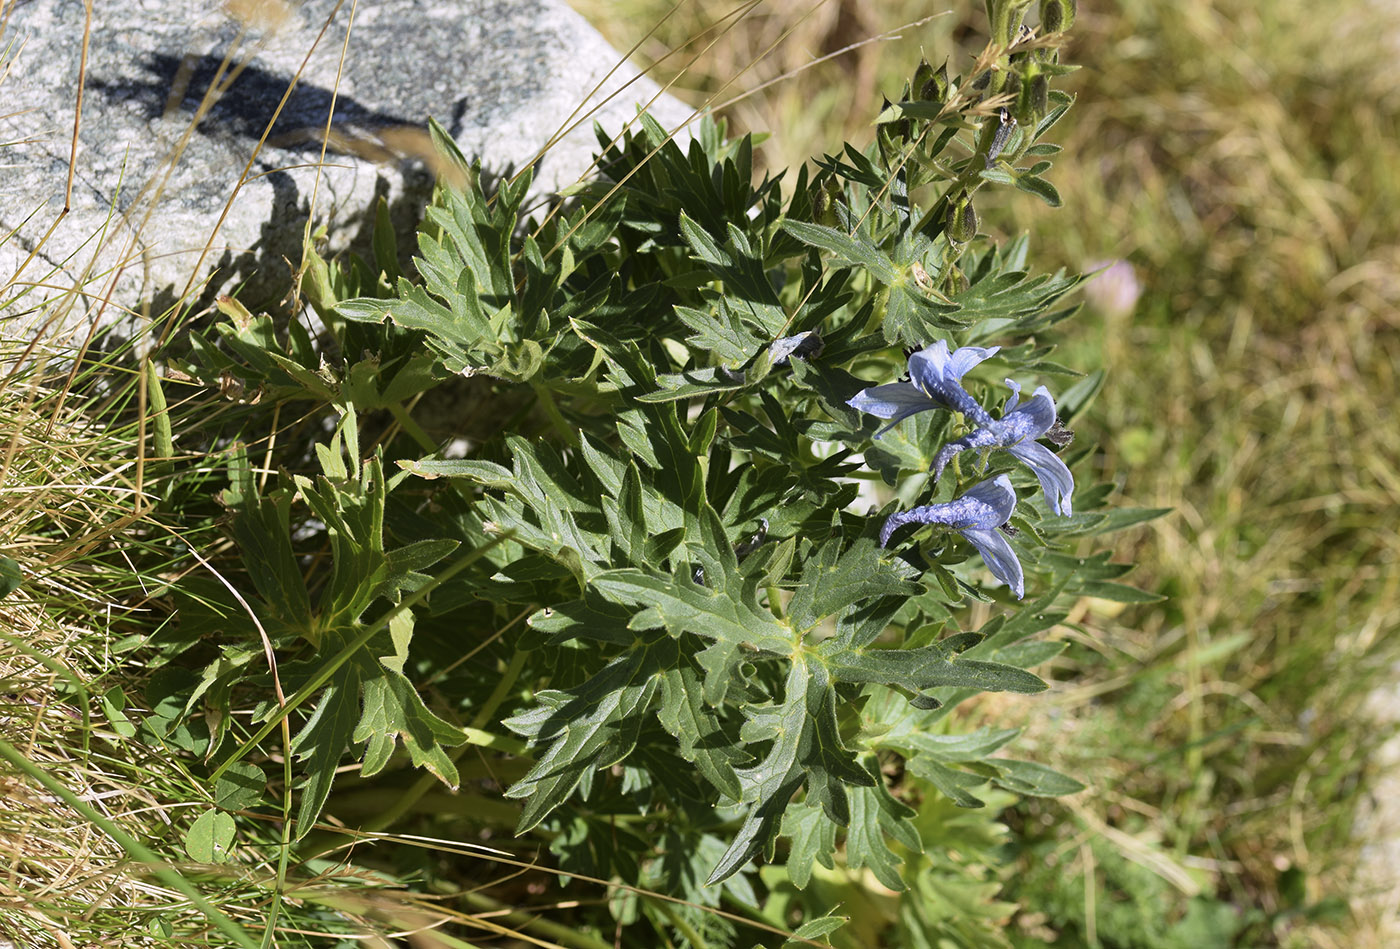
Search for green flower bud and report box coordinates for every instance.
[946,189,978,243]
[921,61,951,104]
[811,177,842,227]
[876,98,912,164]
[1007,70,1037,124]
[912,59,935,97]
[1031,73,1049,117]
[1040,0,1076,33]
[1003,69,1022,104]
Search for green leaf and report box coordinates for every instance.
[822,640,1048,695]
[637,366,750,402]
[675,300,763,365]
[842,758,921,891]
[397,458,514,487]
[214,762,267,811]
[987,758,1085,797]
[881,281,968,346]
[287,624,464,836]
[678,214,788,336]
[657,664,746,800]
[781,219,900,283]
[789,913,849,941]
[185,809,237,863]
[529,597,637,646]
[787,539,921,633]
[905,758,989,808]
[100,686,138,739]
[355,664,464,782]
[1086,505,1173,535]
[505,635,675,831]
[0,556,20,599]
[1071,580,1166,603]
[879,725,1022,763]
[593,563,791,701]
[709,658,873,884]
[288,654,364,833]
[1015,173,1063,207]
[1055,367,1104,421]
[224,466,312,638]
[780,801,837,889]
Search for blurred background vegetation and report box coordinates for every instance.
[571,0,1400,945]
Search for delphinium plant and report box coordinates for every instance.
[145,1,1158,944]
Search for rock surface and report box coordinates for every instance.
[0,0,691,346]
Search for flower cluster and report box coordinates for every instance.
[849,341,1076,598]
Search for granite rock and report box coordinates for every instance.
[0,0,691,347]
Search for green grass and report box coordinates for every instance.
[5,0,1399,945]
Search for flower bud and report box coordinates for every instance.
[946,189,978,243]
[811,178,835,227]
[921,61,951,104]
[912,58,935,97]
[1031,73,1049,117]
[810,176,844,227]
[877,98,912,164]
[1040,0,1076,33]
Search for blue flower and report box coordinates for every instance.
[880,474,1024,598]
[931,379,1074,516]
[847,340,999,437]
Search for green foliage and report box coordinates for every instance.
[128,4,1149,944]
[179,417,464,835]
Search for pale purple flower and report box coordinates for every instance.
[1084,259,1141,320]
[880,474,1023,598]
[931,380,1074,516]
[847,340,998,436]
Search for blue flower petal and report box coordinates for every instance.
[880,499,962,547]
[908,341,998,424]
[879,476,1023,596]
[1008,384,1058,438]
[947,344,1002,379]
[959,527,1025,598]
[848,383,938,437]
[1008,440,1075,516]
[960,473,1018,526]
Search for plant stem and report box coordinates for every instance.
[530,378,580,448]
[387,400,438,453]
[459,889,614,949]
[471,647,529,729]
